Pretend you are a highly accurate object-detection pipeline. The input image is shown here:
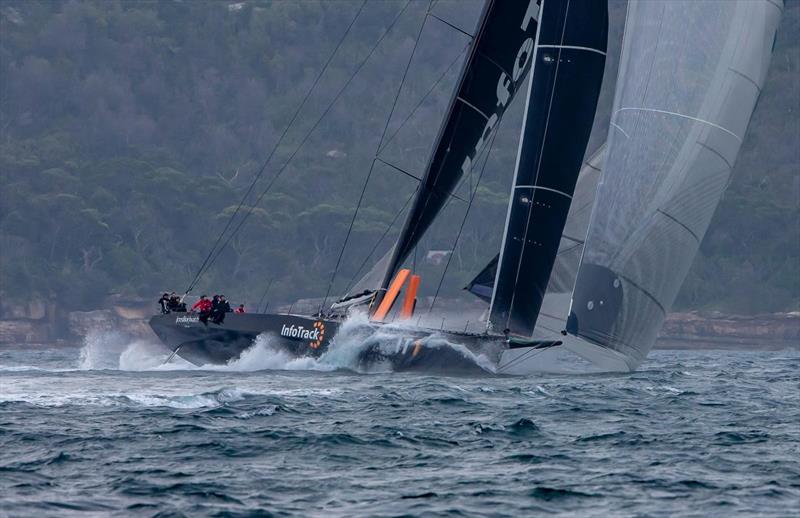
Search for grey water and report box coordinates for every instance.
[1,336,798,516]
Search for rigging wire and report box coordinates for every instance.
[341,184,418,296]
[337,22,476,297]
[377,42,469,156]
[320,0,433,312]
[191,0,413,289]
[427,118,500,315]
[256,278,274,313]
[183,0,368,296]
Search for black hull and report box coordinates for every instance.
[149,312,507,371]
[149,313,338,366]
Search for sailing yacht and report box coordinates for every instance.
[149,0,783,374]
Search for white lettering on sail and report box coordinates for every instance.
[521,0,541,31]
[496,73,512,108]
[459,0,540,179]
[513,38,534,81]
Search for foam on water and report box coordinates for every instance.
[0,387,248,409]
[71,312,495,375]
[2,342,799,515]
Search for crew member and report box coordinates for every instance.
[168,292,185,312]
[213,295,232,324]
[158,293,170,314]
[191,295,213,324]
[210,295,221,324]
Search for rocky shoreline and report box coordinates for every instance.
[0,299,797,351]
[655,311,799,350]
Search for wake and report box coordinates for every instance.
[74,313,497,375]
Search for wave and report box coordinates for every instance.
[0,387,248,409]
[192,312,496,374]
[71,313,496,375]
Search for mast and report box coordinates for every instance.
[374,0,544,307]
[487,0,608,336]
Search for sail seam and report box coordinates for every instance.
[697,141,733,171]
[615,107,742,142]
[610,121,630,138]
[479,52,513,81]
[656,209,700,243]
[618,273,666,316]
[556,242,582,256]
[514,185,573,199]
[729,67,761,94]
[537,44,606,56]
[456,96,490,120]
[765,0,783,12]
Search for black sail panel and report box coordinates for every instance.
[489,0,607,336]
[379,0,543,295]
[465,254,499,302]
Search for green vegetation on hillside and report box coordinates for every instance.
[0,0,797,313]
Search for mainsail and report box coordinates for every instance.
[488,0,607,337]
[566,0,783,369]
[376,0,543,300]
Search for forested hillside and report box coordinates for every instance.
[0,0,797,314]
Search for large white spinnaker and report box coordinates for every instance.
[565,0,783,371]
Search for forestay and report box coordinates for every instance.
[567,0,783,369]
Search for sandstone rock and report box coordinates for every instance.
[68,310,117,338]
[658,311,800,349]
[0,319,49,343]
[26,300,47,320]
[0,298,48,320]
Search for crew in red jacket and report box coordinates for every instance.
[191,295,213,323]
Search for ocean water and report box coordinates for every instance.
[1,334,798,516]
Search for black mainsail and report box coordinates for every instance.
[488,0,607,336]
[376,0,543,302]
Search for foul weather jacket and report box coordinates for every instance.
[191,299,212,313]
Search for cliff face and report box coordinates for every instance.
[1,296,797,350]
[0,297,155,345]
[657,312,800,350]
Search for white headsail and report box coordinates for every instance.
[565,0,784,370]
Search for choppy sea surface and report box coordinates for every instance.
[1,332,798,516]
